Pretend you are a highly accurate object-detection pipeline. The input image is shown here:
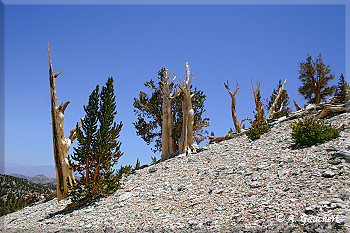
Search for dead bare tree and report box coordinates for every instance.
[266,79,287,121]
[48,44,81,201]
[224,81,248,133]
[178,62,200,154]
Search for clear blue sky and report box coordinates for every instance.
[3,3,346,176]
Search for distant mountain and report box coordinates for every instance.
[0,174,54,216]
[10,174,56,189]
[1,163,56,178]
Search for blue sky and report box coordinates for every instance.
[2,3,347,177]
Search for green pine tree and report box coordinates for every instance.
[94,77,123,196]
[335,73,349,103]
[297,54,336,104]
[69,77,124,203]
[69,85,99,202]
[133,68,209,154]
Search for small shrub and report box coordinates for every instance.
[150,156,158,165]
[290,116,341,146]
[246,115,270,141]
[134,158,141,170]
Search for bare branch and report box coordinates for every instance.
[266,79,287,121]
[239,117,249,127]
[58,101,70,113]
[54,70,63,79]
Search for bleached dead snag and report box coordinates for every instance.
[251,78,264,120]
[224,81,248,133]
[178,62,200,154]
[266,79,287,121]
[48,44,77,201]
[293,100,301,111]
[160,68,178,161]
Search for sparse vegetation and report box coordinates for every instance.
[290,116,341,146]
[245,116,271,141]
[0,174,53,216]
[151,156,158,165]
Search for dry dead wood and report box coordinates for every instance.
[224,81,248,133]
[266,79,287,121]
[48,44,81,201]
[178,62,199,154]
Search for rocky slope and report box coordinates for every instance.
[1,112,350,232]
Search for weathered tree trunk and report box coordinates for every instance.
[178,62,199,154]
[48,44,77,201]
[161,68,177,160]
[224,81,248,133]
[251,78,264,120]
[266,79,287,121]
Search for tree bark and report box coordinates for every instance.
[266,79,287,121]
[48,44,77,201]
[251,78,263,120]
[224,81,248,133]
[160,68,177,160]
[178,62,199,154]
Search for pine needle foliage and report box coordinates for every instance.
[246,90,270,140]
[133,68,210,154]
[297,54,336,104]
[290,116,341,147]
[335,73,350,103]
[68,77,124,204]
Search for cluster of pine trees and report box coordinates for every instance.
[64,53,348,206]
[0,174,53,216]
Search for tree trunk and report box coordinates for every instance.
[224,81,248,133]
[48,44,77,201]
[251,78,263,120]
[161,68,177,160]
[178,62,199,154]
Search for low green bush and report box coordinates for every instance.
[245,117,270,141]
[290,116,341,146]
